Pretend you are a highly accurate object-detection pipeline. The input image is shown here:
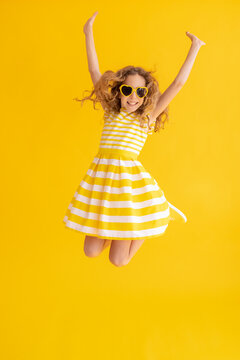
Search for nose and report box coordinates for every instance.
[129,91,138,101]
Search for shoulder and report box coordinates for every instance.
[103,107,116,120]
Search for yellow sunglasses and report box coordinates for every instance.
[119,84,148,99]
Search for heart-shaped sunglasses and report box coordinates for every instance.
[119,84,148,99]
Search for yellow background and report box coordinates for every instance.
[1,0,240,359]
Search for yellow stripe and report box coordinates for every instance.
[70,198,168,216]
[95,148,139,159]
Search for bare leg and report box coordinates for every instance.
[128,239,145,261]
[102,239,112,251]
[84,235,112,257]
[109,239,145,266]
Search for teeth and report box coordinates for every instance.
[128,102,138,105]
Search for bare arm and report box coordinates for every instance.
[149,32,206,123]
[174,35,205,86]
[83,11,102,86]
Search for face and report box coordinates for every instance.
[119,74,147,112]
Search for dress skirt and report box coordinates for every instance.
[63,148,187,241]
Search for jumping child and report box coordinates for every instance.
[63,11,206,267]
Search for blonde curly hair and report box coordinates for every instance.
[73,65,169,132]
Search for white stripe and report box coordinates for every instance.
[102,128,147,140]
[92,157,142,167]
[107,113,136,122]
[99,145,139,154]
[167,201,187,222]
[68,205,170,223]
[102,130,147,141]
[105,119,141,130]
[75,193,167,208]
[105,118,139,126]
[80,179,160,195]
[118,113,135,120]
[103,121,146,132]
[63,218,169,239]
[101,135,145,146]
[100,140,142,151]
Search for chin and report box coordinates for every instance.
[126,104,141,111]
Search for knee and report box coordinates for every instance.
[84,247,101,257]
[109,254,130,267]
[84,236,104,258]
[84,244,102,258]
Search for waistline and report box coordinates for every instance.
[96,147,139,160]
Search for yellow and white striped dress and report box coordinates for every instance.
[63,107,187,240]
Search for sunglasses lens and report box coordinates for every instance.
[121,85,132,96]
[137,87,147,98]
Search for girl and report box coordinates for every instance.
[63,11,206,267]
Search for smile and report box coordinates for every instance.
[127,101,138,106]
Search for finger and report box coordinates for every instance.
[91,13,98,22]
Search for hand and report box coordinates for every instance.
[83,11,98,35]
[186,31,206,47]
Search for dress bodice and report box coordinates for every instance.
[98,107,156,157]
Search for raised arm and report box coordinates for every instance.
[149,32,206,123]
[83,11,102,86]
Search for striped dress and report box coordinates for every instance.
[63,107,187,240]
